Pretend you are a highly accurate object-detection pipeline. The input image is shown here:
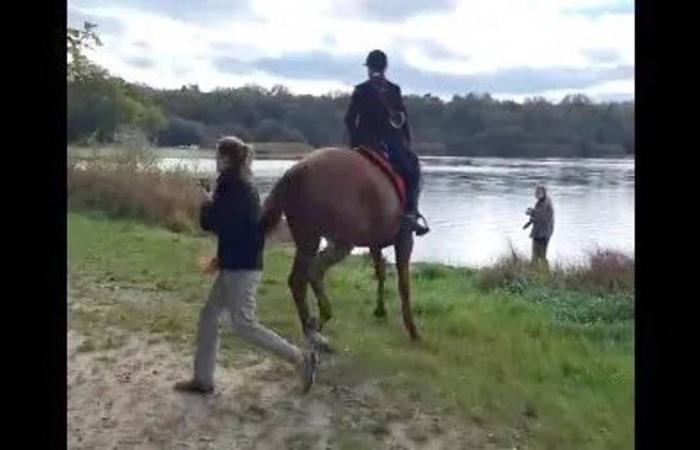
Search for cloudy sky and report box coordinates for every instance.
[67,0,634,102]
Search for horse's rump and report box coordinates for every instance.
[262,148,403,246]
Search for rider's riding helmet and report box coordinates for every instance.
[364,50,388,72]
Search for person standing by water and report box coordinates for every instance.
[174,136,318,395]
[523,185,555,266]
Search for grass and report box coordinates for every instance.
[75,333,128,353]
[68,212,633,450]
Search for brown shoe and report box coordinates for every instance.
[174,379,215,395]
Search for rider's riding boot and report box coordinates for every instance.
[402,211,430,236]
[402,183,430,236]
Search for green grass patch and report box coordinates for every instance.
[67,212,633,450]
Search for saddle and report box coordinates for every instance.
[354,145,407,207]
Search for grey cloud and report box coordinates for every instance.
[74,0,455,25]
[580,48,622,63]
[210,41,262,61]
[68,6,125,36]
[174,65,193,78]
[236,51,634,96]
[392,38,469,61]
[322,35,337,48]
[596,92,635,103]
[564,1,634,17]
[253,52,360,83]
[69,0,253,25]
[212,56,255,74]
[419,41,468,61]
[423,65,635,95]
[343,0,458,21]
[125,56,155,69]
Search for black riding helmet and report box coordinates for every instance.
[364,49,388,72]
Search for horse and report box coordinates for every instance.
[260,147,420,347]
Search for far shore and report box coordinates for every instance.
[68,144,635,161]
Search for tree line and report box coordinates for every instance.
[68,23,634,157]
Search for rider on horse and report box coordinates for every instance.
[344,49,430,236]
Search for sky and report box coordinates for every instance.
[67,0,634,102]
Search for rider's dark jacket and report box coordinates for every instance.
[344,75,411,148]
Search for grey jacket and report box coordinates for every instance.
[528,196,554,240]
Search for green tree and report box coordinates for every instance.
[67,23,167,143]
[67,22,105,83]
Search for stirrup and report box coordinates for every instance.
[402,212,430,236]
[414,213,430,236]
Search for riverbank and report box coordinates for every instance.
[68,211,633,449]
[68,144,636,161]
[68,142,316,161]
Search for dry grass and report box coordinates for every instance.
[67,145,295,242]
[478,242,634,296]
[562,248,635,294]
[67,146,203,233]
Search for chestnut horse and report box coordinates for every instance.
[261,148,420,345]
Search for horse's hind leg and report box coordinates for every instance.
[309,241,352,329]
[395,231,420,341]
[370,247,387,319]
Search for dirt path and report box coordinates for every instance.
[67,275,499,449]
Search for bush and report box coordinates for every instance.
[563,248,635,294]
[67,147,202,233]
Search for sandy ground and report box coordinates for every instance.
[67,274,502,450]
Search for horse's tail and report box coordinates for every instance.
[261,168,293,235]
